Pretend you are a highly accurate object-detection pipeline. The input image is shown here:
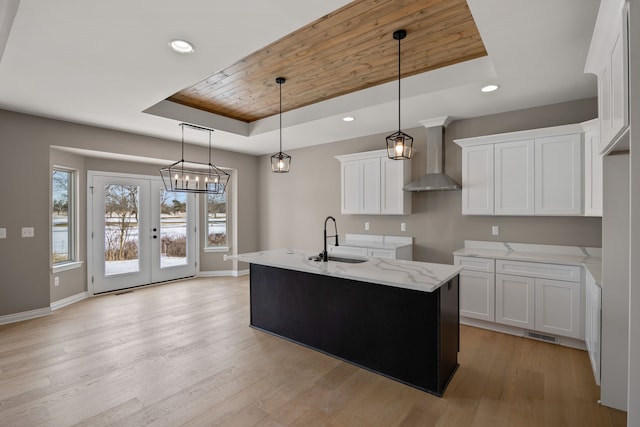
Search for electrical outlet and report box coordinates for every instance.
[21,227,34,238]
[0,228,6,239]
[365,222,370,231]
[54,277,59,287]
[401,222,406,232]
[492,225,500,236]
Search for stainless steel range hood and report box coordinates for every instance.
[403,118,460,192]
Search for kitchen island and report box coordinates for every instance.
[230,249,462,396]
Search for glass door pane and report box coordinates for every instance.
[104,184,140,276]
[159,190,188,268]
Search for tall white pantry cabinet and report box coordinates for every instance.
[455,122,601,217]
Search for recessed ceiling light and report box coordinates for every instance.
[169,39,195,54]
[343,116,355,122]
[481,84,499,93]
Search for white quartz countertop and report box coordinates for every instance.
[228,249,461,293]
[453,241,602,286]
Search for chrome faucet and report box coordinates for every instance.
[322,216,339,262]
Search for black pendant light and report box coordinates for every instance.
[271,77,292,173]
[386,29,413,160]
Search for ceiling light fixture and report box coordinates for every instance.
[169,39,195,54]
[271,77,292,173]
[481,84,499,93]
[343,116,355,122]
[386,29,413,161]
[160,123,230,194]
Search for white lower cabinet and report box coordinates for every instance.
[459,270,495,322]
[534,278,581,339]
[455,255,495,322]
[457,255,583,341]
[585,271,601,385]
[495,274,535,330]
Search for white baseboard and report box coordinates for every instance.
[0,307,51,326]
[461,317,587,351]
[51,292,88,311]
[198,269,249,278]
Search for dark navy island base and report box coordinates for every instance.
[249,263,460,396]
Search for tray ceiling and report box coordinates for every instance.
[167,0,487,123]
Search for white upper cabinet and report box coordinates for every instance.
[583,119,603,217]
[340,160,362,214]
[336,150,410,215]
[461,144,494,215]
[381,157,411,215]
[361,158,381,214]
[494,140,534,215]
[585,0,629,154]
[534,134,582,216]
[455,124,586,216]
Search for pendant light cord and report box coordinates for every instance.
[397,33,401,133]
[279,80,283,154]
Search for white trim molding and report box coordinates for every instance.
[198,269,249,278]
[51,292,88,311]
[0,307,51,326]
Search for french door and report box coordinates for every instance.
[88,172,196,294]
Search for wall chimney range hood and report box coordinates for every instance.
[403,116,461,192]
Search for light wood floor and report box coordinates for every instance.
[0,276,626,427]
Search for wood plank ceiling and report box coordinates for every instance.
[167,0,487,123]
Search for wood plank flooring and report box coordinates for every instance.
[0,276,626,426]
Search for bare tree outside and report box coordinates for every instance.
[104,184,139,262]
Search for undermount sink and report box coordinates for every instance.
[308,255,367,264]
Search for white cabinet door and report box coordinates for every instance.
[534,134,582,215]
[381,157,410,215]
[494,140,535,215]
[459,270,495,322]
[341,160,361,214]
[584,127,603,216]
[361,158,381,214]
[535,278,581,339]
[586,272,601,385]
[609,8,628,146]
[495,273,535,330]
[461,145,494,215]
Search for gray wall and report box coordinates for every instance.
[0,109,260,315]
[258,98,602,264]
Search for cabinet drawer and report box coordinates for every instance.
[328,245,367,257]
[454,256,495,273]
[367,248,395,259]
[496,259,580,282]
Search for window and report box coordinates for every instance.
[205,192,228,250]
[52,168,76,264]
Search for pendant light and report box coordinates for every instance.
[159,123,230,194]
[271,77,292,173]
[386,29,413,160]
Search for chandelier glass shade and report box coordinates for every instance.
[160,123,230,194]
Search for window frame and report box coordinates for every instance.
[52,166,79,270]
[203,190,230,253]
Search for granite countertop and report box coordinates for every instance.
[453,241,602,286]
[228,249,461,293]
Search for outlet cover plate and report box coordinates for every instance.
[0,228,6,239]
[21,227,34,238]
